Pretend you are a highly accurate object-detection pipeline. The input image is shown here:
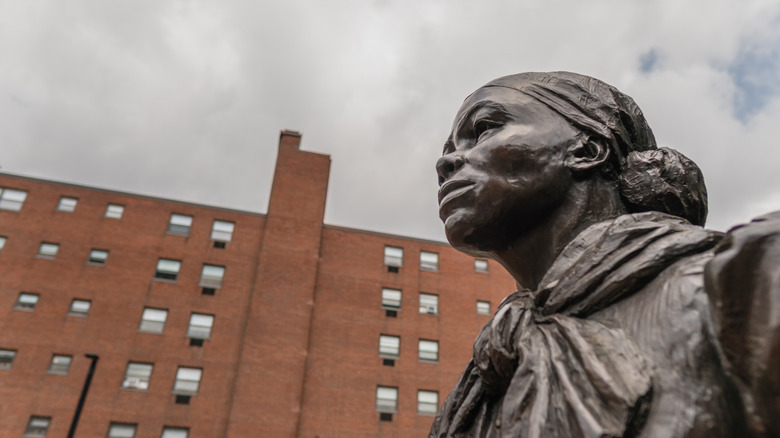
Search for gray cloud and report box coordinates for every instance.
[2,0,780,242]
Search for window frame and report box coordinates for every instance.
[56,196,78,212]
[173,366,202,395]
[47,354,73,375]
[36,242,59,259]
[418,339,439,362]
[199,264,225,289]
[88,249,109,265]
[154,258,181,281]
[376,386,398,413]
[167,213,193,236]
[139,308,168,334]
[476,300,491,316]
[419,250,439,272]
[378,334,400,358]
[474,259,489,273]
[107,422,137,438]
[15,292,39,311]
[211,220,235,243]
[23,416,51,438]
[69,299,91,316]
[0,349,17,370]
[417,390,439,416]
[0,236,6,253]
[105,204,124,219]
[0,187,27,212]
[186,313,215,340]
[122,362,153,391]
[384,246,403,268]
[161,427,189,438]
[381,288,402,310]
[419,293,439,315]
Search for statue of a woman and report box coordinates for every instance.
[432,72,780,438]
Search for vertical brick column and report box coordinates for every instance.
[226,131,330,437]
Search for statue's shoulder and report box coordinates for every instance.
[704,210,780,436]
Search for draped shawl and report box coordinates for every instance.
[430,212,722,438]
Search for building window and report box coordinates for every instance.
[376,386,398,413]
[0,349,16,370]
[122,362,153,390]
[419,293,438,315]
[187,313,214,340]
[167,213,193,236]
[105,204,124,219]
[57,196,78,212]
[474,259,489,273]
[161,427,189,438]
[15,292,39,311]
[381,288,401,310]
[477,300,491,316]
[173,367,202,394]
[0,187,27,212]
[419,339,439,362]
[199,265,225,289]
[23,416,51,437]
[107,423,137,438]
[384,246,403,271]
[48,354,72,374]
[88,249,109,265]
[0,236,7,253]
[139,308,168,334]
[211,220,234,244]
[37,242,59,259]
[379,335,400,358]
[418,390,439,416]
[68,299,91,316]
[420,251,439,272]
[155,259,181,281]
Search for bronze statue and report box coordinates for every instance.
[432,72,780,438]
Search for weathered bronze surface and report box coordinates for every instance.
[432,72,780,437]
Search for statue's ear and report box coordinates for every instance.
[565,138,609,174]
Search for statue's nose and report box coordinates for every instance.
[436,154,465,185]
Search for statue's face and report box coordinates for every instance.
[437,86,581,253]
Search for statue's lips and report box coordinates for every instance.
[438,180,475,207]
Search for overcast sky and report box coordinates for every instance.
[2,0,779,242]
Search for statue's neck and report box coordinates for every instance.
[492,178,626,290]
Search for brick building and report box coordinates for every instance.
[0,131,515,437]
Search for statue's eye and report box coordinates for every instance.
[474,120,499,140]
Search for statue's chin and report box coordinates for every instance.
[444,213,493,258]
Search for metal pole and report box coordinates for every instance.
[68,354,99,438]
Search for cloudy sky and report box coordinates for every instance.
[2,0,779,242]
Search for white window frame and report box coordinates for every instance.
[167,213,193,236]
[23,416,51,438]
[0,349,16,370]
[477,300,491,316]
[376,386,398,413]
[48,354,72,374]
[0,188,27,212]
[417,390,439,416]
[88,249,109,265]
[105,204,124,219]
[0,236,6,253]
[139,308,168,334]
[419,293,438,315]
[419,339,439,362]
[384,246,403,267]
[187,313,214,340]
[15,292,39,311]
[381,288,402,309]
[199,265,225,288]
[155,259,181,281]
[107,423,137,438]
[69,299,91,316]
[173,367,202,395]
[37,242,59,259]
[379,334,400,358]
[57,196,78,212]
[161,427,189,438]
[122,362,153,390]
[474,259,489,273]
[420,251,439,272]
[211,220,235,242]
